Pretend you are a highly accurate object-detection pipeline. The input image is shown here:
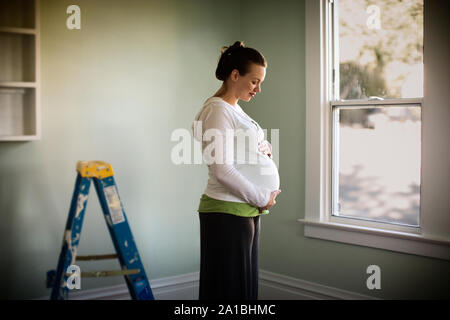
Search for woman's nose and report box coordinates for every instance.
[255,86,261,93]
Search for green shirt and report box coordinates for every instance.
[198,194,266,217]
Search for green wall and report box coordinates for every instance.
[241,0,450,299]
[0,0,448,299]
[0,0,240,299]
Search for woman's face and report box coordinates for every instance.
[232,63,266,102]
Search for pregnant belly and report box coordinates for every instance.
[236,152,280,191]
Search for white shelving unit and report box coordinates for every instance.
[0,0,40,141]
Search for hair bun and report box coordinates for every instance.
[220,41,245,55]
[231,41,245,49]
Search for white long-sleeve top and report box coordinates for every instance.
[192,97,280,208]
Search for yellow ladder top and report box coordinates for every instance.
[76,161,114,179]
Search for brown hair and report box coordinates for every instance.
[215,41,267,81]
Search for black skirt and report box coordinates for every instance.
[199,212,260,300]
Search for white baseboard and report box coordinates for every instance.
[67,272,200,300]
[41,269,376,300]
[258,270,377,300]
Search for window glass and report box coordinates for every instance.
[338,0,423,99]
[333,105,421,227]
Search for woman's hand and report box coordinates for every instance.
[258,140,272,159]
[259,190,281,213]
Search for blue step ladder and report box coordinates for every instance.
[47,161,154,300]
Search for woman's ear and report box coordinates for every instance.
[230,69,240,82]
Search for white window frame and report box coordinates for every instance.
[299,0,450,260]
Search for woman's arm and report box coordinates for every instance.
[209,162,272,208]
[197,104,272,208]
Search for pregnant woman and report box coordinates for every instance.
[191,41,281,300]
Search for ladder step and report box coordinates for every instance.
[76,254,118,261]
[65,269,140,278]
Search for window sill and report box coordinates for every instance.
[298,219,450,261]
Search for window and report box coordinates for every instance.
[301,0,450,260]
[331,0,423,229]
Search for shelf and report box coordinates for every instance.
[0,26,36,35]
[0,0,40,142]
[0,82,36,88]
[0,135,40,141]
